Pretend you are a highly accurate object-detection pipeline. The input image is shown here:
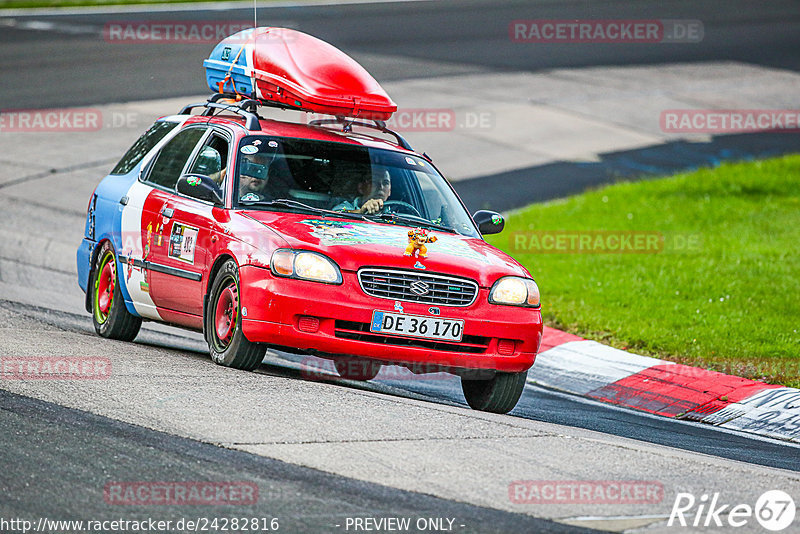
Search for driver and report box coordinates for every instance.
[238,154,271,202]
[334,167,391,214]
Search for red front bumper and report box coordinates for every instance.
[238,265,542,373]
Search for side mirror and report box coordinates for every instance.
[473,210,505,235]
[176,174,224,206]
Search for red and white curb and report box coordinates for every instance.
[529,327,800,443]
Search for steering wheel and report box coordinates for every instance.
[381,200,422,218]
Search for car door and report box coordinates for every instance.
[136,125,210,325]
[158,129,232,321]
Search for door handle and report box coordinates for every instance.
[161,207,174,219]
[119,195,129,206]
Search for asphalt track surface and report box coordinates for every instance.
[2,0,800,209]
[1,0,800,531]
[1,389,592,533]
[2,0,800,109]
[5,298,800,463]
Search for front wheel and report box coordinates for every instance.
[205,259,265,371]
[91,242,141,341]
[461,370,528,414]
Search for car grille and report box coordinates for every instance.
[334,320,489,353]
[358,268,478,306]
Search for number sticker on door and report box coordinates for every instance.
[169,222,199,264]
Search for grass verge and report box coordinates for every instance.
[486,155,800,388]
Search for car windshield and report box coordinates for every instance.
[233,136,480,238]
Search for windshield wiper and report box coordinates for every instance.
[239,199,366,221]
[368,212,456,233]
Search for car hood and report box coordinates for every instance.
[241,211,528,287]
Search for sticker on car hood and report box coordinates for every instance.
[302,219,487,262]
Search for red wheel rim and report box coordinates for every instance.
[96,258,115,315]
[214,283,238,346]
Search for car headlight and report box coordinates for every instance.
[488,276,540,308]
[270,249,342,284]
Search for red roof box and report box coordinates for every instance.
[206,27,397,120]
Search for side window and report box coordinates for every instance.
[145,128,206,190]
[187,133,229,190]
[111,121,178,175]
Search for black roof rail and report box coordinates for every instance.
[178,96,262,131]
[178,94,413,147]
[308,117,413,151]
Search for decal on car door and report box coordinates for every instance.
[168,223,199,264]
[119,181,162,321]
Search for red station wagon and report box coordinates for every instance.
[77,27,543,413]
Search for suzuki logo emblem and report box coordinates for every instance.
[409,281,430,296]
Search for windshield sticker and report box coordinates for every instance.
[302,219,487,262]
[240,145,258,154]
[405,157,417,166]
[253,139,262,146]
[169,223,199,264]
[240,192,260,202]
[268,140,278,148]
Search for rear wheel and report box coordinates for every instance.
[334,357,381,381]
[461,370,528,414]
[206,259,265,371]
[91,242,141,341]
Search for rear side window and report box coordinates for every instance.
[145,128,206,190]
[111,121,178,175]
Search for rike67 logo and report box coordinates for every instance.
[669,490,796,531]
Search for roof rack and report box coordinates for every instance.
[179,94,414,150]
[179,94,263,131]
[309,117,413,151]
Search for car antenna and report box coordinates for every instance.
[253,0,257,28]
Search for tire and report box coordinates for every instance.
[91,242,142,341]
[461,370,528,414]
[334,357,381,381]
[205,259,265,371]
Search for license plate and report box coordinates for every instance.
[370,311,464,342]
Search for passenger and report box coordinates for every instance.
[334,167,391,214]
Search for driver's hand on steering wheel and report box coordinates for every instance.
[359,198,384,214]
